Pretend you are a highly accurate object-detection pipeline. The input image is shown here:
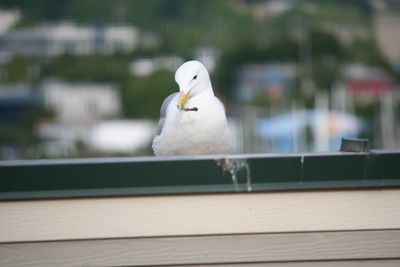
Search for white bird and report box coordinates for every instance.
[152,60,232,156]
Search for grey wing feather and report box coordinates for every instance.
[155,92,178,136]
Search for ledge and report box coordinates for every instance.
[0,150,399,200]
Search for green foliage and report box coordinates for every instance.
[353,100,380,140]
[0,106,50,146]
[248,93,274,108]
[41,55,129,82]
[309,29,344,91]
[354,99,380,119]
[22,106,54,128]
[347,38,392,70]
[312,56,339,91]
[0,123,34,145]
[310,0,372,17]
[1,0,256,53]
[3,56,30,82]
[310,28,343,59]
[122,70,176,119]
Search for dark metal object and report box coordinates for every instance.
[340,138,370,152]
[0,150,399,200]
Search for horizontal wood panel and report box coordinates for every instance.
[1,189,400,243]
[177,260,400,267]
[1,230,400,267]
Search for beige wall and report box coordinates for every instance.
[1,189,400,266]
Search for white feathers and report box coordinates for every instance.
[152,60,232,156]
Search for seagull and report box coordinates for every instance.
[152,60,232,156]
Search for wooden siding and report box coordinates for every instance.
[1,189,400,266]
[1,230,400,267]
[1,189,400,243]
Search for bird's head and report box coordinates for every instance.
[175,60,212,110]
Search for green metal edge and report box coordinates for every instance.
[0,150,399,200]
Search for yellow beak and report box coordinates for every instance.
[177,91,190,110]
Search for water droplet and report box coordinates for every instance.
[217,158,252,191]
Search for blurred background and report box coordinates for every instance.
[0,0,399,159]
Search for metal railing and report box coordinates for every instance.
[1,149,399,200]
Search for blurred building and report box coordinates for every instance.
[86,120,155,154]
[36,80,123,157]
[0,22,139,57]
[236,63,297,101]
[0,9,21,66]
[130,55,184,76]
[41,80,120,123]
[242,0,294,19]
[193,47,220,73]
[374,13,400,70]
[0,9,21,35]
[252,109,363,153]
[341,63,392,100]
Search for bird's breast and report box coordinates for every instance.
[167,94,228,136]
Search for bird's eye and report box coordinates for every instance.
[193,75,198,80]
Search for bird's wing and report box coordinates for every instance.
[155,92,179,136]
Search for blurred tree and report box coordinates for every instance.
[310,28,343,59]
[41,55,129,82]
[0,0,256,53]
[122,70,176,119]
[309,28,343,91]
[3,56,30,82]
[347,38,392,70]
[315,0,372,14]
[0,106,51,147]
[0,123,34,145]
[0,0,69,25]
[68,0,114,23]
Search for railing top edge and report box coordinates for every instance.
[2,150,397,167]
